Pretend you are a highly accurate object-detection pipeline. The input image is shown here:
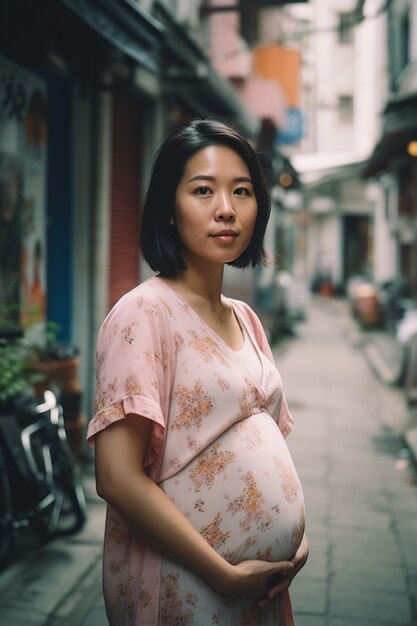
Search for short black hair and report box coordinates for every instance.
[140,119,271,277]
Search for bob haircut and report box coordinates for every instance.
[140,118,271,277]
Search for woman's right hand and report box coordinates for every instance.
[215,559,294,600]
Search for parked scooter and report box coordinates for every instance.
[378,278,410,333]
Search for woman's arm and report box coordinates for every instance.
[95,414,294,600]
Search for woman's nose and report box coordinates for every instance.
[215,194,235,220]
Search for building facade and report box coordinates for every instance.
[364,0,417,299]
[289,0,388,293]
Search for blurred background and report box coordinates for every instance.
[1,2,417,624]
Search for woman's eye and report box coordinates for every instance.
[196,186,211,196]
[234,187,250,196]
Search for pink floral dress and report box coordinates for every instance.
[87,276,305,626]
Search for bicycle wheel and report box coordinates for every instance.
[56,466,87,536]
[0,447,14,569]
[28,434,64,541]
[21,392,87,539]
[32,420,87,537]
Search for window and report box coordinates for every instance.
[338,95,353,123]
[338,12,353,45]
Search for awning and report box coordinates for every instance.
[58,0,164,74]
[292,152,369,187]
[0,0,164,81]
[153,1,259,139]
[363,93,417,178]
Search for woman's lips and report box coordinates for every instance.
[211,230,238,243]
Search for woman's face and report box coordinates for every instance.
[174,145,258,270]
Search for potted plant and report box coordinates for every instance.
[0,331,33,412]
[29,322,80,396]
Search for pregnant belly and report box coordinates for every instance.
[160,413,305,564]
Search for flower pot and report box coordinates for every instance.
[33,356,81,396]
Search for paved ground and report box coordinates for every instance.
[282,297,417,626]
[0,296,416,625]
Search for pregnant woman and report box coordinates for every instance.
[88,119,308,626]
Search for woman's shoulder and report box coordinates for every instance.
[100,277,172,330]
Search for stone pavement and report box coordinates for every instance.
[0,296,416,625]
[278,296,417,626]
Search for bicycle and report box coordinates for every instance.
[0,330,87,570]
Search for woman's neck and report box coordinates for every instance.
[176,269,223,305]
[172,267,229,324]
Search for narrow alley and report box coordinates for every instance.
[282,297,417,626]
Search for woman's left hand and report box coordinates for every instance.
[257,532,309,608]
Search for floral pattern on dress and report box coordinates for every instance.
[171,379,215,431]
[273,457,300,503]
[185,435,202,453]
[257,545,273,561]
[138,589,152,610]
[124,374,142,396]
[108,523,127,544]
[92,400,124,429]
[242,607,266,626]
[200,512,232,550]
[173,331,185,353]
[226,470,273,534]
[292,505,306,549]
[95,377,119,413]
[215,373,232,391]
[187,330,229,366]
[146,339,169,372]
[233,419,264,450]
[116,575,135,622]
[238,382,263,418]
[121,323,137,344]
[109,558,127,575]
[159,574,197,626]
[160,298,174,318]
[188,443,236,491]
[135,296,160,318]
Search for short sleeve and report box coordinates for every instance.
[86,291,174,469]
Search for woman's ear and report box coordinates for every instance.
[169,216,175,226]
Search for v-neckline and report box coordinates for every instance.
[155,276,245,353]
[153,276,266,389]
